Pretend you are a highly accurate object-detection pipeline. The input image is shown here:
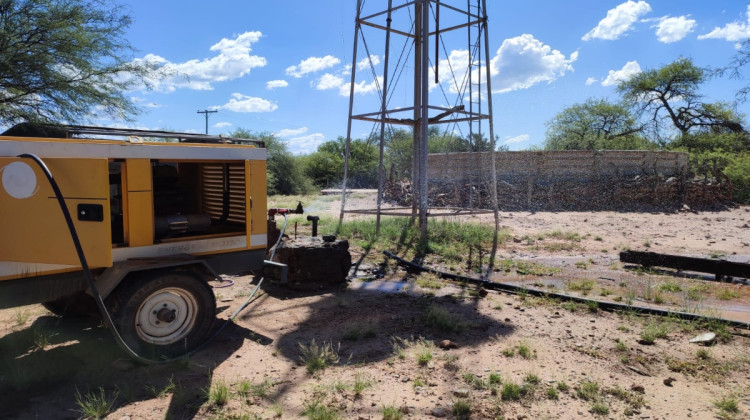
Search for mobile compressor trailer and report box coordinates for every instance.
[0,125,268,359]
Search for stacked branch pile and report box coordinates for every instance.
[384,151,732,211]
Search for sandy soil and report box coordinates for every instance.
[1,193,749,419]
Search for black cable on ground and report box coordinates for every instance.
[383,250,750,330]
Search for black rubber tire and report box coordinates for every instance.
[107,270,216,360]
[42,292,99,318]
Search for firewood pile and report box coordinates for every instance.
[383,175,733,211]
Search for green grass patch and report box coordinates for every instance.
[334,217,509,262]
[498,259,560,276]
[658,280,682,293]
[75,387,117,419]
[299,339,340,375]
[568,279,595,294]
[381,404,404,420]
[717,288,741,300]
[576,381,600,401]
[517,341,535,359]
[424,304,467,333]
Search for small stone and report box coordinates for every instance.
[431,407,447,417]
[439,340,458,349]
[452,389,470,398]
[663,377,676,386]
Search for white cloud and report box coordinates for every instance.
[505,134,529,144]
[585,77,598,85]
[276,127,308,138]
[601,61,641,86]
[654,16,696,43]
[489,34,577,93]
[339,77,383,96]
[134,31,266,92]
[315,73,345,90]
[582,1,652,41]
[266,79,288,90]
[286,133,326,154]
[217,93,278,113]
[286,55,341,78]
[698,5,750,41]
[430,50,473,93]
[214,122,232,128]
[357,55,381,70]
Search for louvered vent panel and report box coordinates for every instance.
[201,163,246,224]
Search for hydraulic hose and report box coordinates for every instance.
[383,250,750,330]
[19,154,266,364]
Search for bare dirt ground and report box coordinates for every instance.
[1,192,749,420]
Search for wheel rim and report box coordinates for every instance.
[135,287,199,345]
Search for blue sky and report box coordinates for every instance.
[114,1,750,153]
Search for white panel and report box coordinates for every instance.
[251,234,267,246]
[112,236,248,261]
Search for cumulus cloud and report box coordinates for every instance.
[285,133,326,155]
[601,61,641,86]
[357,54,381,70]
[489,34,577,93]
[266,79,289,90]
[504,134,529,144]
[340,77,383,96]
[214,122,232,128]
[429,50,473,93]
[582,1,652,41]
[217,93,278,113]
[654,15,696,43]
[133,31,266,92]
[275,127,308,138]
[315,73,345,90]
[698,5,750,42]
[286,55,341,78]
[314,72,382,97]
[585,77,598,86]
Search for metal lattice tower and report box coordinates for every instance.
[339,0,499,258]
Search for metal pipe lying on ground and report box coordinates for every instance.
[382,250,750,330]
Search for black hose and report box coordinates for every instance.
[383,250,750,330]
[19,154,259,364]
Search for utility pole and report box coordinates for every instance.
[197,109,218,135]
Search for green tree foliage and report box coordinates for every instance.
[385,128,414,181]
[544,98,653,150]
[230,128,313,195]
[671,132,750,204]
[0,0,159,125]
[302,137,378,188]
[618,58,746,144]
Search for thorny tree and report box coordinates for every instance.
[0,0,159,125]
[618,57,746,146]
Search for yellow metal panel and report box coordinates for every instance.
[126,192,154,247]
[124,159,154,247]
[247,160,267,248]
[0,157,112,267]
[126,159,152,191]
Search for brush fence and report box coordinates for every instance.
[425,151,690,210]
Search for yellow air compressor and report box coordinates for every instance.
[0,124,268,359]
